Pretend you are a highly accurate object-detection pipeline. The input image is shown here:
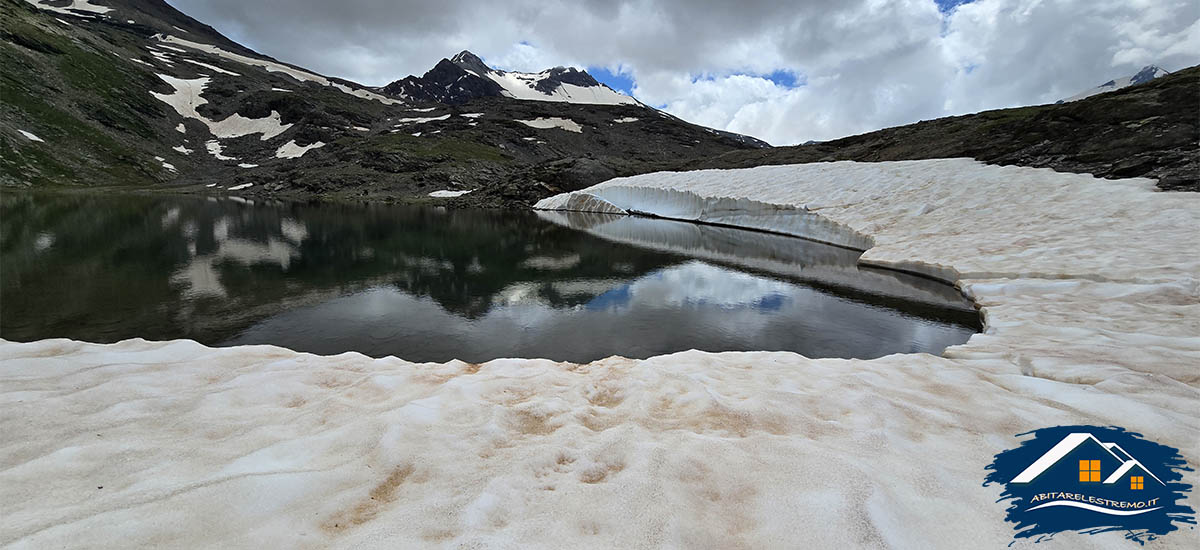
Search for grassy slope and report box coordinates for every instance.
[0,0,168,186]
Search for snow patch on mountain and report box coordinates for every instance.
[428,189,474,198]
[180,59,240,76]
[396,114,451,125]
[518,117,583,133]
[151,75,291,140]
[204,140,235,161]
[156,35,404,105]
[18,130,44,142]
[275,140,325,159]
[24,0,111,17]
[487,71,637,106]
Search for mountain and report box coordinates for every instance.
[384,50,640,107]
[2,0,766,207]
[690,65,1198,191]
[380,52,769,150]
[4,1,1193,207]
[1057,65,1170,103]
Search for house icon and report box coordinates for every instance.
[1011,433,1165,489]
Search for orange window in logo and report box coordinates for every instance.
[1079,460,1101,482]
[1131,476,1144,490]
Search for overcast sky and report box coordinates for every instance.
[168,0,1199,145]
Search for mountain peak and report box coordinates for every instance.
[450,50,480,63]
[386,50,639,107]
[450,50,492,76]
[1058,64,1170,103]
[1131,65,1169,85]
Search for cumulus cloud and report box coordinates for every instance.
[168,0,1200,145]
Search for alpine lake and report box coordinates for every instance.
[0,191,981,363]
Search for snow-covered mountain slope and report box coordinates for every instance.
[1058,65,1169,103]
[384,50,639,106]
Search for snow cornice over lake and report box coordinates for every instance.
[3,159,1198,548]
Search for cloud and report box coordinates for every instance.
[167,0,1200,145]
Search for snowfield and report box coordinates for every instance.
[2,159,1198,548]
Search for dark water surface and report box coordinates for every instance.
[1,191,980,362]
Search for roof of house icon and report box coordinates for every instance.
[1011,433,1165,485]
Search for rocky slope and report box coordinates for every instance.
[692,66,1199,192]
[0,0,765,207]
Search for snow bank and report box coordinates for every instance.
[152,75,291,141]
[517,117,583,133]
[227,183,253,191]
[428,189,474,198]
[275,140,325,159]
[613,117,639,123]
[2,159,1198,548]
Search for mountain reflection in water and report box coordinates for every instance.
[1,192,980,363]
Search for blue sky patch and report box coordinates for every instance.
[588,66,636,95]
[935,0,973,14]
[763,69,803,89]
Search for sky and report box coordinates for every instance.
[168,0,1200,146]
